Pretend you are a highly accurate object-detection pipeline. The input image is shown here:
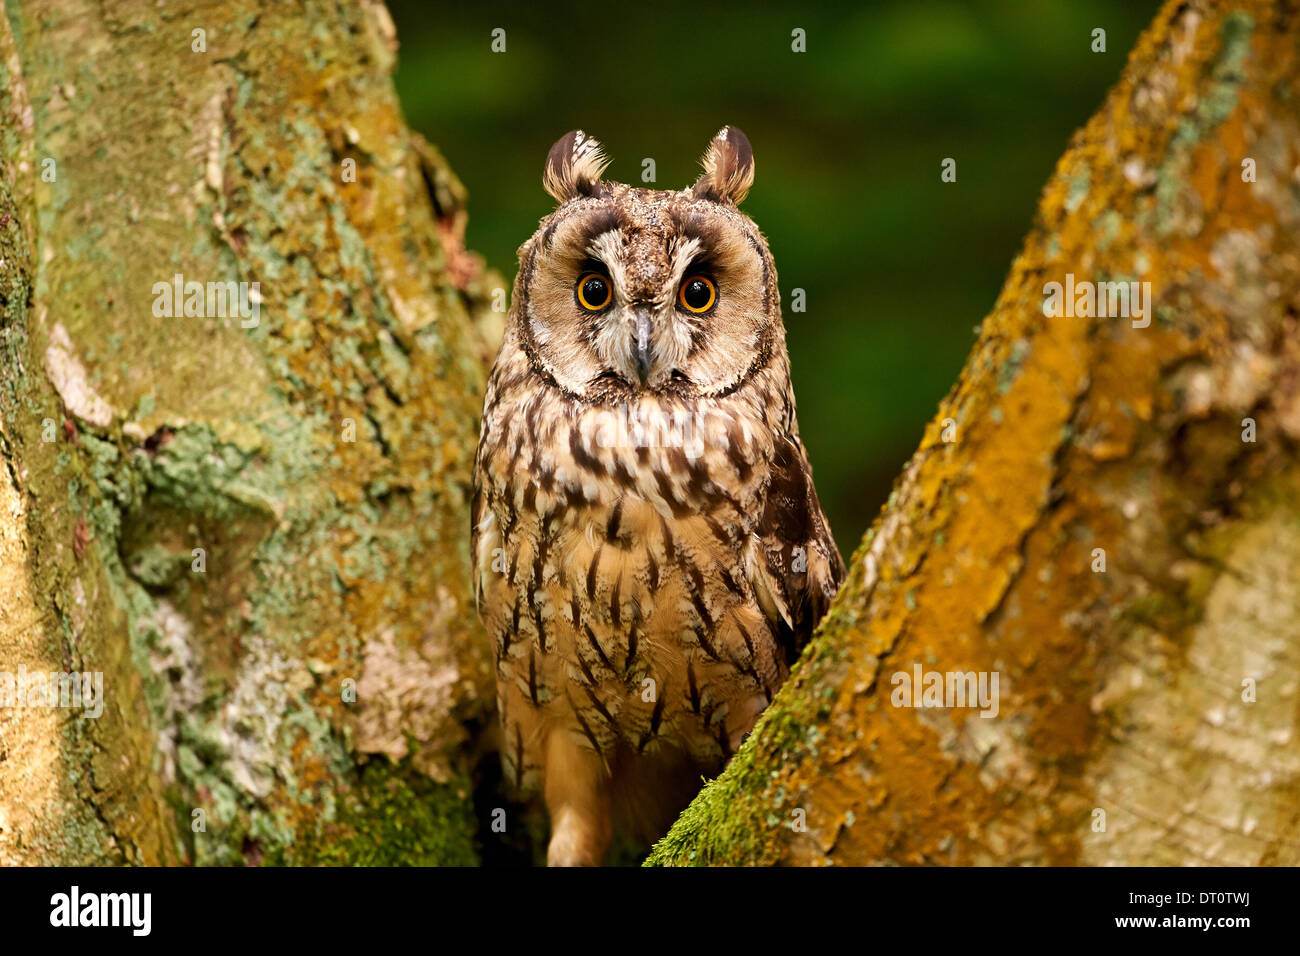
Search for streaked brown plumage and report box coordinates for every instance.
[472,127,844,865]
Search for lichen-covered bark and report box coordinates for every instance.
[649,0,1300,866]
[0,0,497,864]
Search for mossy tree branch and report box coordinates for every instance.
[0,0,496,865]
[649,0,1300,866]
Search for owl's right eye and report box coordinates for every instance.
[576,273,612,312]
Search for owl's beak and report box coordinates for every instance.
[633,309,654,384]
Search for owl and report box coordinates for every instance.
[472,127,844,865]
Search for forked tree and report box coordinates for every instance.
[1,0,1295,866]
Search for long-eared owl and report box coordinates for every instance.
[472,127,844,865]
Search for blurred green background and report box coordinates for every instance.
[388,0,1159,556]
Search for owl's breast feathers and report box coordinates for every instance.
[472,342,844,788]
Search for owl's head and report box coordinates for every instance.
[512,127,783,402]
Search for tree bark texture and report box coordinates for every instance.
[0,0,498,864]
[648,0,1300,866]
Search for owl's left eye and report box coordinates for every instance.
[576,273,612,312]
[678,275,717,314]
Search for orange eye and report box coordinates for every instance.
[678,275,717,314]
[576,273,612,311]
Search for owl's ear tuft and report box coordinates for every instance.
[543,130,611,203]
[692,126,755,205]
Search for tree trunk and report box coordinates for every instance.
[648,0,1300,866]
[0,0,498,864]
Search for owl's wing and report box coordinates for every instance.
[746,433,846,665]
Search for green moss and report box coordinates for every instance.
[997,339,1031,394]
[1094,209,1121,251]
[1065,166,1090,213]
[645,631,848,866]
[123,542,187,588]
[265,758,479,867]
[1201,12,1253,125]
[1153,12,1254,236]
